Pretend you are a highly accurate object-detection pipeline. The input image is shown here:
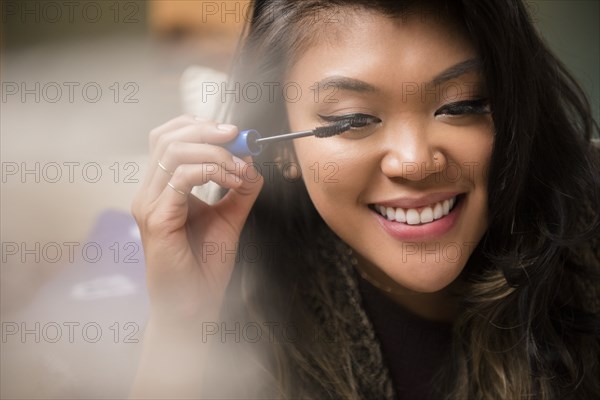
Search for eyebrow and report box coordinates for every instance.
[313,58,482,93]
[430,58,482,86]
[314,76,378,93]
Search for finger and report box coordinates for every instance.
[146,162,243,237]
[149,114,207,151]
[151,120,239,154]
[147,143,244,200]
[143,122,239,188]
[158,162,243,210]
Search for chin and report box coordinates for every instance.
[386,260,465,293]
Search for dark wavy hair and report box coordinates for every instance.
[219,0,600,398]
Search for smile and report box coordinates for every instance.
[371,196,458,225]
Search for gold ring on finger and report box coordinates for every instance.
[158,160,174,176]
[167,182,187,196]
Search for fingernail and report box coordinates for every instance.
[217,124,236,132]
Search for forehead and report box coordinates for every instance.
[286,8,476,85]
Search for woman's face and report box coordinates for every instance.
[286,9,494,294]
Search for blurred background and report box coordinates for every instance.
[1,0,598,398]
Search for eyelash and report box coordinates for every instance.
[434,99,491,116]
[317,99,491,134]
[318,113,382,129]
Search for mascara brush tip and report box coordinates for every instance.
[313,120,352,138]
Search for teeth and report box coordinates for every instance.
[386,207,395,220]
[442,200,450,215]
[420,207,433,223]
[433,203,443,219]
[373,196,458,225]
[406,209,420,225]
[395,208,406,223]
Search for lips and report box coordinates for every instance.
[369,194,464,241]
[372,196,457,225]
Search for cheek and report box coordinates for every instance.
[444,122,494,186]
[294,140,374,212]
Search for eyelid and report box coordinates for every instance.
[318,113,382,124]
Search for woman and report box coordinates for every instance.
[131,0,600,398]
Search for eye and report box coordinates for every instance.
[318,113,382,138]
[434,99,491,117]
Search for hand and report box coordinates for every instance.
[131,115,263,327]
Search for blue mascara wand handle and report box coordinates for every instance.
[222,129,263,157]
[222,122,348,157]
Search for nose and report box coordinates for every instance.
[379,120,446,181]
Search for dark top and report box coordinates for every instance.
[357,274,453,400]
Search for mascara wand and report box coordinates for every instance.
[223,120,353,157]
